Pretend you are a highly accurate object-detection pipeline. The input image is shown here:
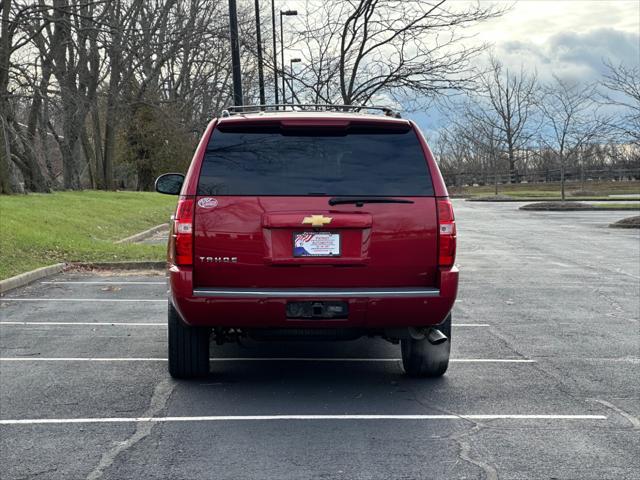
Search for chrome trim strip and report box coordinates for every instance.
[192,288,440,298]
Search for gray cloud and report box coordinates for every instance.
[497,28,639,82]
[411,28,638,134]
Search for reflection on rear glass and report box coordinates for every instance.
[198,127,434,196]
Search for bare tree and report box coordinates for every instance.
[438,101,505,194]
[470,118,501,195]
[291,0,505,106]
[45,0,106,189]
[1,0,53,193]
[600,59,640,146]
[464,56,539,183]
[540,76,606,200]
[0,0,18,194]
[3,0,506,193]
[435,59,638,189]
[3,0,243,192]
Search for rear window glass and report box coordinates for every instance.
[197,125,434,196]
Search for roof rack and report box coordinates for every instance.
[220,104,401,118]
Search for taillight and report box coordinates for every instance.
[437,198,456,268]
[173,197,194,266]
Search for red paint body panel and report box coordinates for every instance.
[193,197,437,287]
[167,113,458,330]
[169,266,457,328]
[263,212,372,229]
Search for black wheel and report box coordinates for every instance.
[401,314,451,378]
[168,301,210,378]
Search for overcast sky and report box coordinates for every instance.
[470,0,639,80]
[408,0,640,132]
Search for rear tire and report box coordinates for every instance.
[401,314,451,378]
[168,302,210,378]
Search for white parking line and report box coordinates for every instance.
[0,322,489,327]
[0,357,168,362]
[0,414,607,425]
[0,322,165,326]
[0,298,165,302]
[42,281,166,285]
[0,357,536,363]
[0,298,485,314]
[446,359,536,363]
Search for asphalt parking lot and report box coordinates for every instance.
[1,200,639,480]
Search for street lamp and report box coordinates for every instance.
[280,9,297,105]
[271,0,278,108]
[254,0,265,107]
[228,0,243,106]
[289,58,301,104]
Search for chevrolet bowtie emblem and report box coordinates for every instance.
[302,215,333,227]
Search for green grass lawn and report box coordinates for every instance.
[453,180,640,199]
[0,191,177,280]
[591,203,640,210]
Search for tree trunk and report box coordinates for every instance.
[21,67,52,192]
[0,0,13,193]
[103,46,121,190]
[81,127,97,188]
[60,137,82,189]
[508,146,516,184]
[91,107,104,188]
[11,133,48,192]
[560,156,566,201]
[136,160,155,191]
[0,119,12,194]
[103,112,116,190]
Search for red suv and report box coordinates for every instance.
[155,106,458,379]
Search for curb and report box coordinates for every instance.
[71,261,166,270]
[467,197,640,203]
[115,223,169,244]
[520,206,640,212]
[0,263,66,294]
[609,216,640,229]
[609,223,640,229]
[0,261,166,294]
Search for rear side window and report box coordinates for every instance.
[197,125,434,196]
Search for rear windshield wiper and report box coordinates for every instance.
[328,197,415,207]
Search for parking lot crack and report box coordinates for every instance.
[16,466,58,479]
[483,327,531,364]
[483,327,590,405]
[589,398,640,429]
[452,423,499,480]
[402,385,499,480]
[85,379,176,480]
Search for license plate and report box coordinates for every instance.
[293,232,340,257]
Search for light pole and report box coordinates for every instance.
[289,58,301,104]
[228,0,243,106]
[280,9,297,105]
[271,0,278,108]
[254,0,265,107]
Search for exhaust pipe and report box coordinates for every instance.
[427,328,448,345]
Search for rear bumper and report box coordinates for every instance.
[192,287,440,298]
[169,265,458,328]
